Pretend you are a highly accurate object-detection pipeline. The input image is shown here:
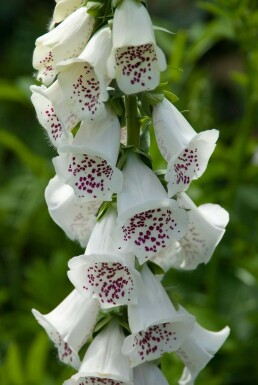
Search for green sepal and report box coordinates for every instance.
[87,1,105,17]
[147,260,165,275]
[163,90,179,103]
[145,92,164,106]
[97,201,112,221]
[93,312,112,334]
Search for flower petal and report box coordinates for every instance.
[53,0,84,24]
[134,363,169,385]
[64,322,133,385]
[176,306,230,385]
[166,129,219,197]
[32,290,100,369]
[45,175,101,247]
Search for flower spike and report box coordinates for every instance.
[176,306,230,385]
[64,321,133,385]
[122,265,195,367]
[57,27,112,122]
[45,175,101,247]
[32,290,100,369]
[152,192,229,271]
[53,108,123,202]
[113,152,188,264]
[108,0,166,94]
[33,7,94,86]
[152,98,219,197]
[68,209,141,308]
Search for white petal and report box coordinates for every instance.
[152,98,196,162]
[45,175,101,247]
[64,322,133,385]
[122,266,194,367]
[134,363,169,385]
[113,154,188,263]
[30,82,78,147]
[53,0,84,24]
[33,7,94,85]
[32,290,100,369]
[57,60,108,122]
[166,129,219,197]
[177,306,230,385]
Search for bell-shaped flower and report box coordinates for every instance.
[33,7,95,86]
[152,98,219,197]
[68,209,141,308]
[53,0,84,25]
[134,362,169,385]
[45,175,101,247]
[64,321,133,385]
[31,80,79,148]
[53,107,123,202]
[122,265,195,367]
[56,27,112,122]
[107,0,166,94]
[152,192,229,271]
[176,306,230,385]
[32,290,100,369]
[112,152,188,264]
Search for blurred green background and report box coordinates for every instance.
[1,0,258,384]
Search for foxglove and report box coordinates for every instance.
[176,306,230,385]
[108,0,166,94]
[68,209,141,308]
[152,192,229,270]
[113,152,188,264]
[53,107,123,201]
[122,265,195,367]
[45,175,101,247]
[32,290,100,369]
[33,7,94,85]
[64,321,133,385]
[53,0,84,25]
[152,98,219,197]
[57,27,112,122]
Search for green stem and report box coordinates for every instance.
[125,95,140,147]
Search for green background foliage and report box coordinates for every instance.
[0,0,258,384]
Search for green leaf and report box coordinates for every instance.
[26,333,50,384]
[0,79,30,105]
[5,343,24,385]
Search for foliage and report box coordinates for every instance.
[0,0,258,384]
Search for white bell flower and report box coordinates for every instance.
[53,0,84,24]
[68,209,141,308]
[32,290,100,369]
[152,98,219,197]
[134,362,169,385]
[30,80,79,148]
[152,192,229,270]
[33,7,94,85]
[45,175,101,247]
[107,0,166,94]
[112,152,188,264]
[57,27,112,122]
[176,306,230,385]
[122,265,195,367]
[53,107,123,202]
[64,321,133,385]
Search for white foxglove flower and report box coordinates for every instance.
[122,265,195,367]
[33,7,94,85]
[134,362,169,385]
[64,321,133,385]
[57,27,112,122]
[176,306,230,385]
[112,152,188,264]
[152,192,229,271]
[152,98,219,197]
[53,0,84,24]
[32,290,100,369]
[53,108,123,201]
[68,209,141,308]
[45,175,101,247]
[31,81,79,147]
[108,0,166,94]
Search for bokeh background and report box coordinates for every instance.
[1,0,258,384]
